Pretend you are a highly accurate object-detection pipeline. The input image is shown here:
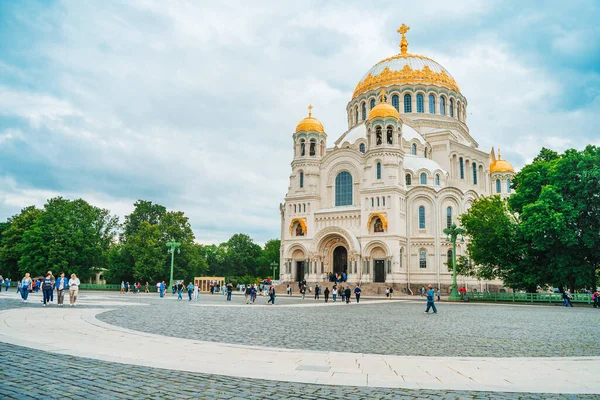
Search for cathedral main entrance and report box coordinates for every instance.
[374,259,385,283]
[333,246,348,275]
[295,261,305,282]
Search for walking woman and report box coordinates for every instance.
[69,273,80,306]
[41,272,55,306]
[267,285,276,305]
[55,272,68,306]
[332,287,337,302]
[20,273,32,302]
[193,282,199,301]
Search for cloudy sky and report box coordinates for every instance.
[1,0,599,245]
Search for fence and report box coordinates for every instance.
[466,291,593,304]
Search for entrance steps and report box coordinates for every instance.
[281,281,409,297]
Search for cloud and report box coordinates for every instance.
[0,0,598,244]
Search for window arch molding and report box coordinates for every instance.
[411,143,417,155]
[427,92,436,114]
[415,91,426,113]
[299,170,304,188]
[361,101,367,121]
[440,95,447,116]
[335,171,353,206]
[419,172,427,185]
[403,93,412,113]
[369,97,376,110]
[326,162,359,188]
[419,248,427,268]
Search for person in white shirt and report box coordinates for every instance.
[193,283,199,301]
[68,273,81,306]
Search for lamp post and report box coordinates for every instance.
[166,241,181,289]
[443,223,465,301]
[270,261,278,280]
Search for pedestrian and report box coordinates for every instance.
[424,284,437,314]
[55,272,68,306]
[344,286,351,304]
[120,281,125,294]
[314,285,320,300]
[41,272,54,306]
[301,285,306,300]
[267,285,276,305]
[593,290,599,308]
[47,271,56,302]
[132,282,138,294]
[5,278,10,292]
[187,282,194,301]
[340,285,345,302]
[563,290,574,307]
[226,282,233,301]
[125,281,130,293]
[436,288,441,302]
[324,287,330,302]
[159,281,165,298]
[245,285,252,304]
[20,273,32,302]
[354,286,362,303]
[68,273,80,306]
[286,284,290,296]
[389,287,394,300]
[176,281,184,300]
[385,287,389,298]
[172,284,177,295]
[332,287,337,302]
[251,285,257,304]
[193,282,199,301]
[145,282,149,293]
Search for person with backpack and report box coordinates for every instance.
[424,284,438,314]
[55,272,68,306]
[41,273,55,306]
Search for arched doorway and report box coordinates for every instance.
[333,246,348,275]
[291,248,306,282]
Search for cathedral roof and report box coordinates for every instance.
[404,154,447,175]
[490,148,515,174]
[402,123,425,144]
[352,25,460,99]
[295,105,324,133]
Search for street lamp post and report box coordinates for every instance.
[270,261,278,280]
[166,241,181,289]
[443,223,465,301]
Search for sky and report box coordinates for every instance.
[1,0,599,245]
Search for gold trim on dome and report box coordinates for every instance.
[295,104,324,133]
[289,218,307,235]
[490,147,515,174]
[353,64,460,99]
[368,89,400,119]
[367,213,388,231]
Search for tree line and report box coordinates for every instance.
[459,145,600,292]
[0,198,280,285]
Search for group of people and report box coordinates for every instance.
[243,284,276,304]
[327,272,347,283]
[120,281,151,294]
[1,271,81,306]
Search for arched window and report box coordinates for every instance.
[404,93,412,113]
[440,96,446,115]
[386,126,393,144]
[355,108,358,124]
[382,197,385,207]
[459,157,464,179]
[376,162,382,180]
[411,143,417,155]
[419,249,427,268]
[420,173,427,184]
[371,198,374,207]
[450,99,454,117]
[424,148,428,158]
[294,204,297,213]
[370,98,376,109]
[457,103,461,120]
[496,179,501,193]
[375,126,382,145]
[392,95,399,112]
[429,94,435,114]
[303,203,306,212]
[377,197,380,207]
[359,143,366,153]
[300,139,306,156]
[446,206,452,228]
[507,179,512,193]
[418,206,425,229]
[361,102,366,120]
[299,172,304,188]
[416,93,424,113]
[435,174,440,186]
[406,174,412,186]
[472,162,478,184]
[335,171,353,206]
[309,139,316,156]
[320,140,325,156]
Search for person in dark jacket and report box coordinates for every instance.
[344,287,351,304]
[41,273,55,306]
[267,285,276,305]
[354,286,362,303]
[324,287,330,302]
[176,281,184,300]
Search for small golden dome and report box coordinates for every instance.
[368,89,400,120]
[490,148,515,174]
[295,105,324,133]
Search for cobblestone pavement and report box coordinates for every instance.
[88,292,600,357]
[0,342,596,400]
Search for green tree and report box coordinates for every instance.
[222,234,262,276]
[0,206,43,280]
[256,238,281,278]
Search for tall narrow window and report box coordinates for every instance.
[472,162,478,184]
[376,162,382,180]
[370,98,376,109]
[361,102,366,120]
[450,99,454,117]
[507,179,512,193]
[429,94,435,114]
[406,174,412,186]
[416,93,424,113]
[419,249,427,268]
[355,108,358,124]
[335,171,353,206]
[371,198,374,207]
[375,126,382,145]
[424,148,428,158]
[435,174,440,186]
[420,173,427,184]
[309,139,316,156]
[299,172,304,188]
[418,206,425,229]
[459,157,464,179]
[382,197,385,207]
[440,96,446,115]
[300,139,305,156]
[377,197,380,207]
[387,126,393,144]
[496,179,501,193]
[404,94,412,113]
[411,143,417,155]
[359,143,366,153]
[446,206,452,228]
[392,95,399,112]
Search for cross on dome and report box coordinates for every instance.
[379,89,387,103]
[397,23,410,54]
[308,104,313,117]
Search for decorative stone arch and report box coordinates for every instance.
[367,213,388,232]
[325,161,360,187]
[364,240,392,258]
[310,226,360,255]
[288,218,307,236]
[285,243,309,259]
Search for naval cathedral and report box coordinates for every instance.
[278,25,515,292]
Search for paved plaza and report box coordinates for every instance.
[0,290,599,399]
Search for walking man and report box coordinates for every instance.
[55,272,68,306]
[159,281,165,298]
[344,286,351,304]
[354,286,362,303]
[424,284,438,314]
[267,285,276,305]
[324,287,330,302]
[245,285,252,304]
[187,282,194,301]
[226,283,232,301]
[176,281,184,300]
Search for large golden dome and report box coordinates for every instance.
[490,148,515,174]
[368,90,400,119]
[295,105,324,133]
[353,24,460,100]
